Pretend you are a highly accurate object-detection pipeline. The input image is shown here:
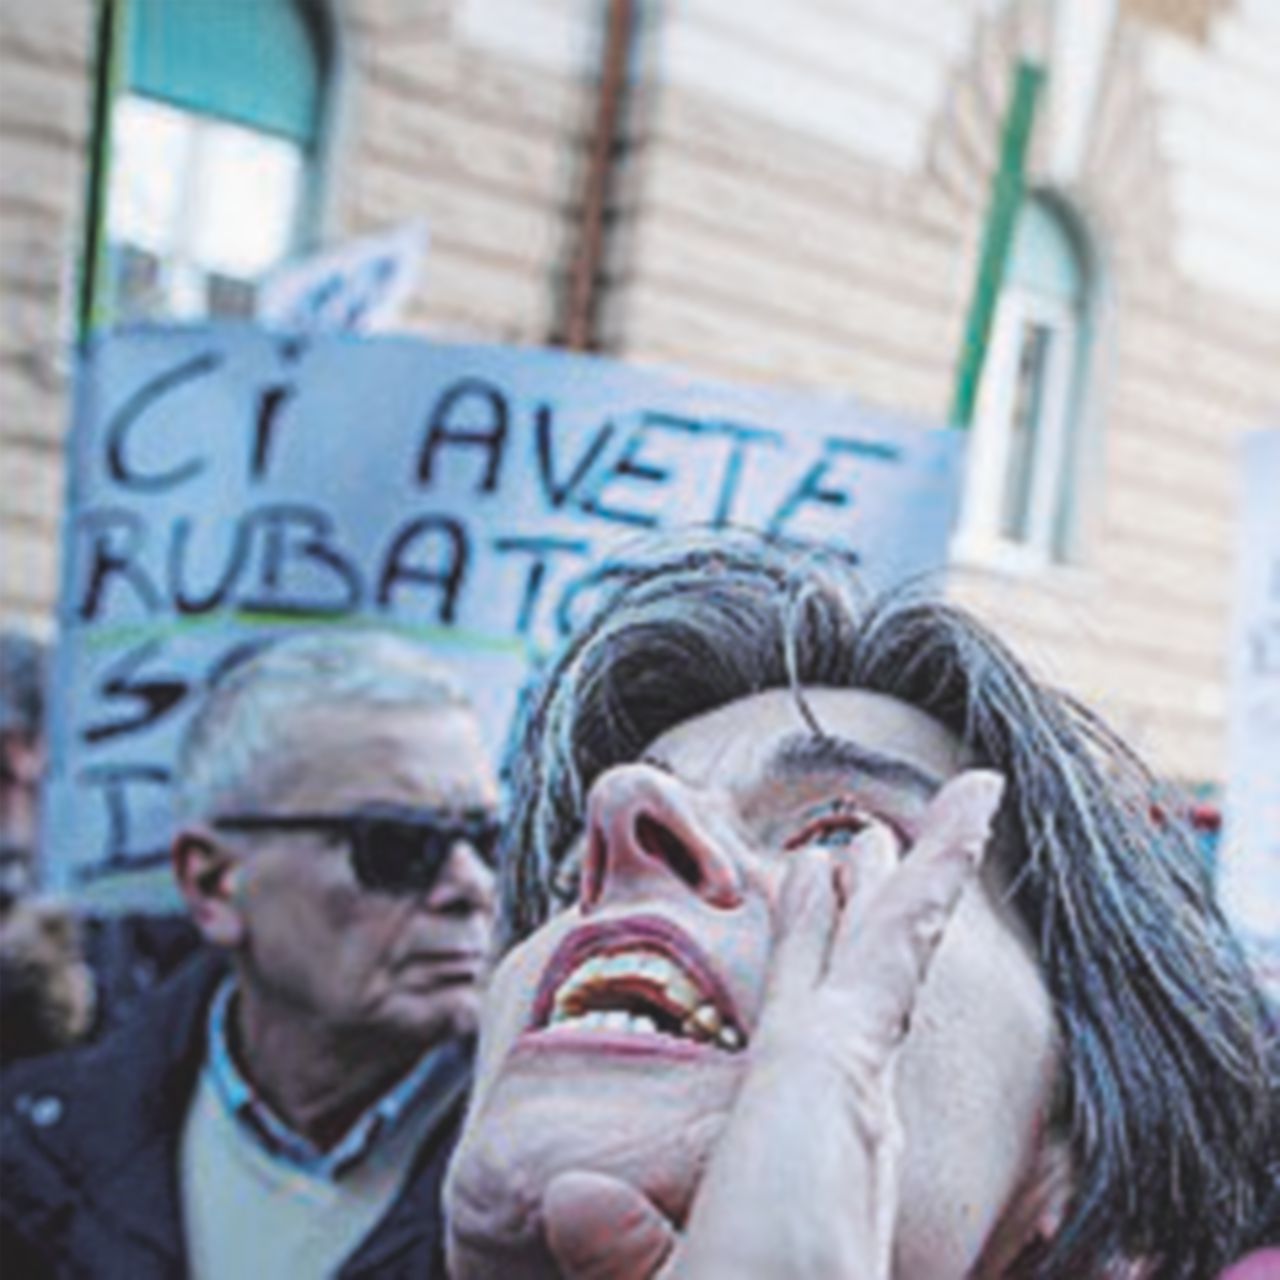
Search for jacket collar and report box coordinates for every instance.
[203,977,468,1180]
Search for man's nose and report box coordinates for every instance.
[424,841,495,917]
[579,764,742,911]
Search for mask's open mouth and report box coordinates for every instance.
[529,916,748,1053]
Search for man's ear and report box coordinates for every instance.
[172,829,244,948]
[973,1137,1075,1278]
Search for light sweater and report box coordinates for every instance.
[180,1064,440,1280]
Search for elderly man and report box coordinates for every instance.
[2,630,499,1278]
[447,533,1277,1279]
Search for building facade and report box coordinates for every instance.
[2,0,1278,792]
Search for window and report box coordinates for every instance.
[105,0,328,323]
[956,196,1092,567]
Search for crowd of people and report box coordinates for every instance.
[1,531,1277,1278]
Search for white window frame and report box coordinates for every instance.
[108,95,304,322]
[953,285,1079,572]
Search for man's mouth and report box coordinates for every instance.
[527,916,747,1053]
[395,950,485,979]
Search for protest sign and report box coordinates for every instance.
[257,221,427,334]
[1221,428,1280,1002]
[46,326,963,907]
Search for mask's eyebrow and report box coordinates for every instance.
[764,731,942,801]
[637,752,677,776]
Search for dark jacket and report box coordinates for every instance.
[0,952,470,1279]
[81,912,204,1041]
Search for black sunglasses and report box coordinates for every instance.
[211,803,501,895]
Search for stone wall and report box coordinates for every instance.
[948,6,1280,783]
[0,0,94,632]
[332,0,594,343]
[593,0,1280,784]
[2,0,1277,786]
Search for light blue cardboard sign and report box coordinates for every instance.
[46,326,964,907]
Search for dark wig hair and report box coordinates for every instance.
[498,530,1277,1279]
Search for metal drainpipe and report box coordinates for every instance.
[78,0,130,344]
[559,0,637,351]
[948,59,1045,429]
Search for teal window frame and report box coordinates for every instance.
[955,194,1093,567]
[104,0,331,323]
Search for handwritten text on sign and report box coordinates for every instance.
[48,326,963,903]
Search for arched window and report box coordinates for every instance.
[957,195,1093,565]
[105,0,330,322]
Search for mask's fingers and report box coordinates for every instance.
[833,821,900,938]
[763,846,838,1010]
[831,770,1005,1053]
[544,1171,678,1280]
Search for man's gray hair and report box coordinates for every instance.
[501,530,1278,1280]
[176,629,469,822]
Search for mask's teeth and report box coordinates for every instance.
[662,969,700,1013]
[682,1002,723,1041]
[546,1004,742,1049]
[547,949,744,1050]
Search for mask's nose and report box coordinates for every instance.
[579,764,743,911]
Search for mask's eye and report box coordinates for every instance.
[784,805,904,855]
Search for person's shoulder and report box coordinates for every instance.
[2,1036,101,1142]
[1,1013,135,1178]
[1,1038,159,1278]
[0,1041,91,1243]
[1,947,226,1164]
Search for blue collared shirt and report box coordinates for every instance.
[205,978,464,1180]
